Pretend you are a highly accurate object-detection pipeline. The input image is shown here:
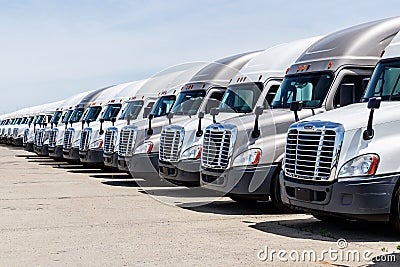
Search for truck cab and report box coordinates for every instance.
[121,52,261,179]
[110,62,208,171]
[281,28,400,232]
[158,37,322,187]
[78,81,149,165]
[200,17,400,208]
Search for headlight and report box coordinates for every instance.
[135,142,153,154]
[232,149,261,167]
[181,145,202,160]
[338,154,379,178]
[90,139,103,149]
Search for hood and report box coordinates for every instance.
[299,102,400,131]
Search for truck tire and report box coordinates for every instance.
[270,173,297,213]
[390,186,400,233]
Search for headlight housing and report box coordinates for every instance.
[232,149,261,167]
[181,145,202,160]
[338,154,379,178]
[135,142,153,154]
[90,139,103,149]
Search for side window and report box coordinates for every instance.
[142,102,155,118]
[205,90,225,114]
[333,75,371,108]
[264,85,280,108]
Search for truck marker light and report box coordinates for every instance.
[237,77,240,82]
[243,77,247,82]
[307,64,311,71]
[258,75,262,81]
[380,50,385,57]
[286,67,290,74]
[327,61,333,69]
[202,83,206,88]
[228,79,232,84]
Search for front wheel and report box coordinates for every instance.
[390,186,400,233]
[270,173,298,213]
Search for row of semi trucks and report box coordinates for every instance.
[2,17,400,232]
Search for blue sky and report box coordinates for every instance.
[0,0,399,114]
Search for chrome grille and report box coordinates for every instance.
[80,129,91,151]
[118,128,137,157]
[35,130,45,146]
[284,123,343,181]
[23,129,29,144]
[49,129,57,148]
[202,127,232,169]
[63,129,74,149]
[159,126,184,162]
[104,129,117,153]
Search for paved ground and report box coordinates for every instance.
[0,145,399,266]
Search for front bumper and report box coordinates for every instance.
[104,152,118,169]
[159,159,201,186]
[34,145,49,156]
[79,149,104,165]
[12,137,23,146]
[25,142,34,152]
[63,147,79,161]
[125,153,159,179]
[200,164,279,200]
[281,172,398,222]
[49,145,63,159]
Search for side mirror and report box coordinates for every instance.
[290,101,303,122]
[363,97,381,140]
[210,108,219,124]
[111,117,116,126]
[126,114,132,126]
[54,122,58,127]
[362,78,370,91]
[251,106,264,138]
[81,120,85,130]
[196,111,205,137]
[99,118,105,124]
[147,113,155,135]
[339,83,355,107]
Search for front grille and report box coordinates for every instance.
[104,129,117,153]
[23,129,29,144]
[49,129,57,148]
[80,129,91,151]
[13,128,18,138]
[35,130,44,146]
[202,127,232,169]
[159,126,184,162]
[284,123,343,181]
[63,129,74,149]
[118,128,137,157]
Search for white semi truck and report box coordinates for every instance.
[24,102,63,152]
[120,52,261,178]
[103,63,207,169]
[62,87,112,162]
[280,30,400,232]
[159,37,322,186]
[199,18,400,208]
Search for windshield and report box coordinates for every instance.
[101,104,122,121]
[119,100,144,120]
[50,111,62,124]
[20,117,28,124]
[83,106,102,122]
[170,90,206,115]
[219,83,263,113]
[69,108,84,123]
[35,115,45,124]
[363,60,400,101]
[271,72,334,109]
[61,110,73,123]
[151,95,176,117]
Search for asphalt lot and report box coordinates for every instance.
[0,145,399,266]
